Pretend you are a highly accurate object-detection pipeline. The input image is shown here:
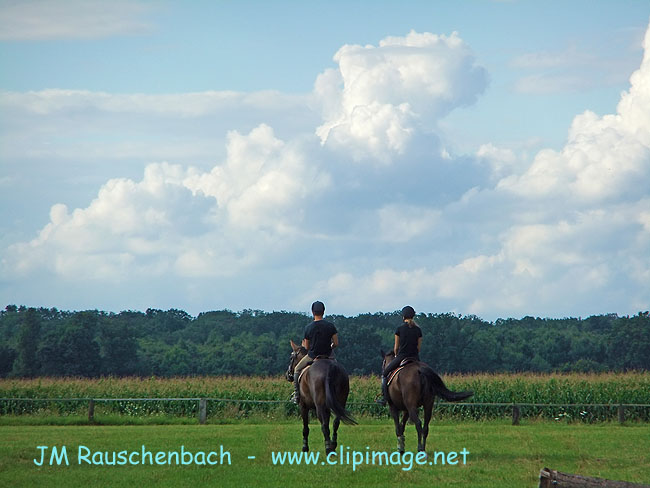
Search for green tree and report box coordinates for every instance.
[12,308,40,377]
[57,312,101,377]
[609,312,650,370]
[0,345,16,377]
[97,315,139,375]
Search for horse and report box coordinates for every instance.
[381,350,473,454]
[286,340,357,454]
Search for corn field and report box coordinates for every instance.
[1,373,649,422]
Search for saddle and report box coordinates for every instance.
[386,358,417,386]
[297,355,333,383]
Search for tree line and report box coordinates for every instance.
[1,305,648,378]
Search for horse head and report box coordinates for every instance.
[380,349,395,373]
[286,339,307,382]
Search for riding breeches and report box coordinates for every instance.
[294,354,312,376]
[383,353,419,377]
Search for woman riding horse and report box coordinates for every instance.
[379,305,421,405]
[379,306,473,453]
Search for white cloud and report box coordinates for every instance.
[378,204,441,243]
[2,124,328,286]
[500,25,650,203]
[184,124,327,232]
[307,23,650,319]
[511,46,594,70]
[511,32,646,94]
[0,89,309,118]
[315,30,488,161]
[0,0,155,40]
[476,143,520,180]
[514,73,594,95]
[2,24,649,319]
[5,162,211,279]
[0,88,317,176]
[308,268,436,314]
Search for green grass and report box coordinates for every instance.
[1,420,648,488]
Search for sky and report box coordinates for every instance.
[1,0,649,320]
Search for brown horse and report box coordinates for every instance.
[381,350,473,453]
[286,340,356,454]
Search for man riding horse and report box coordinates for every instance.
[291,300,338,404]
[287,300,355,453]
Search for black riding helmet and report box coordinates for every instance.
[401,305,415,319]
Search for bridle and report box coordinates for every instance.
[382,351,395,373]
[286,348,306,382]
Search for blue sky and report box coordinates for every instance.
[1,1,649,319]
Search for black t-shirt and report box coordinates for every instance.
[304,319,337,358]
[395,322,422,357]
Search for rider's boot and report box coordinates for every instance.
[291,371,301,404]
[376,375,388,406]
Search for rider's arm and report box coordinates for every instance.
[331,333,339,349]
[417,336,422,352]
[393,335,399,356]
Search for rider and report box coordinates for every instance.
[291,300,339,404]
[378,305,422,406]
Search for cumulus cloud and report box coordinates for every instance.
[6,162,212,280]
[3,124,326,287]
[184,124,327,232]
[2,25,649,319]
[0,0,155,40]
[499,25,650,203]
[316,23,650,318]
[315,30,488,161]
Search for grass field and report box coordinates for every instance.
[1,420,649,488]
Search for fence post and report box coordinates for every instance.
[618,404,625,424]
[88,399,95,423]
[512,404,520,425]
[199,398,207,425]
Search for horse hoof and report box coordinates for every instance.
[302,446,309,452]
[399,450,405,455]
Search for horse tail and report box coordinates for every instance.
[325,362,357,425]
[419,365,473,402]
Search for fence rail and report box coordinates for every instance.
[2,397,649,424]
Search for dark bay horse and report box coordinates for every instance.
[286,340,357,453]
[381,350,473,453]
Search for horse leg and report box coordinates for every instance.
[389,405,404,454]
[399,411,408,453]
[301,405,310,452]
[317,405,333,454]
[331,416,341,451]
[421,401,433,454]
[407,407,424,452]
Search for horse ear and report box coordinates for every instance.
[380,348,385,357]
[290,339,298,351]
